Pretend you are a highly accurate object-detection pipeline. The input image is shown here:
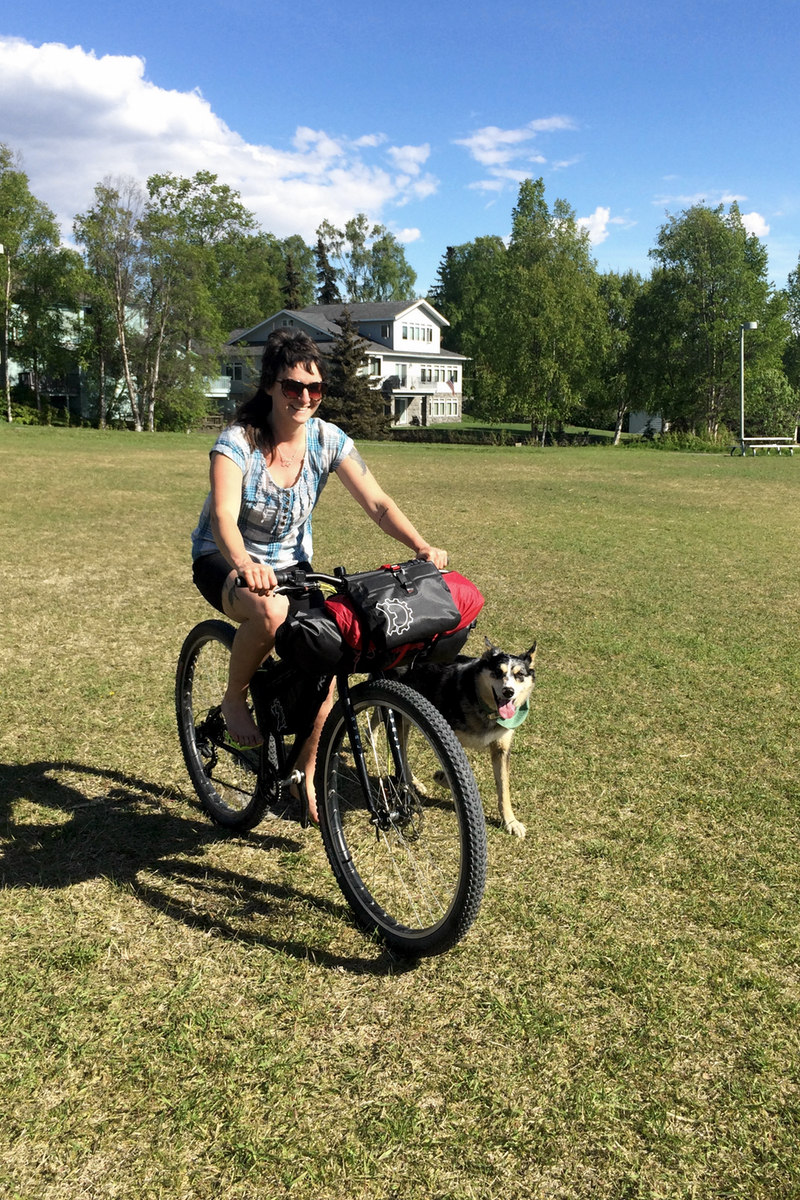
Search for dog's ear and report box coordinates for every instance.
[521,640,537,665]
[483,635,499,656]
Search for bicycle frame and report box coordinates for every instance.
[231,568,418,832]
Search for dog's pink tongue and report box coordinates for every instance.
[498,701,516,720]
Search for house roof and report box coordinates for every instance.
[226,304,467,361]
[301,300,449,327]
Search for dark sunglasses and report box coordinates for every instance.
[278,378,326,401]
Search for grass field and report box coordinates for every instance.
[1,426,799,1199]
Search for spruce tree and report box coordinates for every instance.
[315,235,341,304]
[281,252,302,309]
[318,308,391,439]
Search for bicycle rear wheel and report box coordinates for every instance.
[175,620,270,830]
[316,679,487,956]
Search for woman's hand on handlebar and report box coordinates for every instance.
[415,543,448,570]
[235,561,279,595]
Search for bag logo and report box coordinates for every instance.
[271,698,286,732]
[375,597,414,638]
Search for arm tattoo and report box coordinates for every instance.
[348,446,368,475]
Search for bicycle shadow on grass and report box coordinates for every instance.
[0,760,416,976]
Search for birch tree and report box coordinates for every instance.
[74,179,146,429]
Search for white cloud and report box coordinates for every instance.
[392,227,422,243]
[551,157,581,171]
[467,179,506,193]
[577,206,612,244]
[353,133,387,147]
[653,189,748,207]
[454,116,576,195]
[0,36,438,239]
[386,143,430,175]
[741,210,770,237]
[454,116,575,167]
[577,207,636,244]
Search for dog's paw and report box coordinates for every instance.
[432,769,447,789]
[505,818,527,839]
[412,773,429,796]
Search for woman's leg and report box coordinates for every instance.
[294,679,336,822]
[220,572,289,747]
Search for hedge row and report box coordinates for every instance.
[388,427,612,447]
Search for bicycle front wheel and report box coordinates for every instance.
[175,620,269,830]
[316,679,487,956]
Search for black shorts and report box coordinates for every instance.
[192,551,239,614]
[192,552,313,613]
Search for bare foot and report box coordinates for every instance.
[221,693,263,747]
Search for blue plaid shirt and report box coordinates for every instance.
[191,419,354,567]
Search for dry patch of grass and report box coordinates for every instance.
[2,426,800,1198]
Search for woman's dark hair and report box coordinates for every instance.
[232,328,327,457]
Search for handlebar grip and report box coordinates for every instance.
[235,565,308,589]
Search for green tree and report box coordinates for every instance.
[634,202,787,437]
[581,270,643,443]
[316,216,416,303]
[429,236,508,417]
[282,252,303,309]
[278,235,315,309]
[784,255,800,395]
[214,231,286,333]
[0,145,72,422]
[75,178,147,429]
[488,178,603,435]
[318,308,391,439]
[315,234,341,304]
[14,234,81,420]
[744,366,799,438]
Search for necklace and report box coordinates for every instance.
[277,434,305,469]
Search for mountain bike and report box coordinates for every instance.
[175,566,487,956]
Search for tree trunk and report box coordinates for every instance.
[3,256,10,422]
[113,260,142,431]
[99,350,106,429]
[33,351,42,419]
[145,303,169,433]
[612,402,626,445]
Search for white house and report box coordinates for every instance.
[212,300,468,426]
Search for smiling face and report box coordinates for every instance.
[267,363,324,430]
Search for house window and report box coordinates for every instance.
[427,328,433,342]
[369,357,381,375]
[282,318,294,326]
[420,366,432,383]
[402,325,408,339]
[381,324,389,338]
[224,363,243,380]
[449,369,458,383]
[394,363,407,385]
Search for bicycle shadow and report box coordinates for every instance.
[0,760,416,976]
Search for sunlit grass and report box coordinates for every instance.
[2,425,800,1198]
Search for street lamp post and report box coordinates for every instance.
[740,321,758,446]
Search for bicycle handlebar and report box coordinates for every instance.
[234,566,343,593]
[235,559,449,595]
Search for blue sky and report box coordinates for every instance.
[2,0,799,294]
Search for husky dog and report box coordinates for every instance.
[395,638,537,838]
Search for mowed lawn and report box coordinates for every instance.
[1,426,799,1200]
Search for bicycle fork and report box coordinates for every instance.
[336,674,411,834]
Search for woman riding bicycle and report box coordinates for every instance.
[190,328,447,822]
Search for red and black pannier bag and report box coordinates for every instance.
[275,561,484,676]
